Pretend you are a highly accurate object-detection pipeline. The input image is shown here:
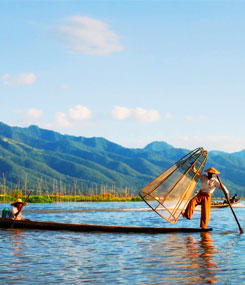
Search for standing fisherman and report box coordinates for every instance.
[183,167,229,229]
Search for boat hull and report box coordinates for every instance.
[0,218,212,233]
[211,204,229,208]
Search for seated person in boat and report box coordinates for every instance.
[230,194,238,203]
[223,194,238,204]
[183,167,229,229]
[10,198,28,220]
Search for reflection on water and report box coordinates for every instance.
[10,229,23,258]
[0,201,244,284]
[185,232,216,284]
[10,229,26,281]
[140,232,217,284]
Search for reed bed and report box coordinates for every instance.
[0,176,141,203]
[0,193,142,203]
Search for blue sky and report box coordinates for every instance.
[1,0,245,152]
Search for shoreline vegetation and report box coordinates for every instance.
[0,183,142,203]
[1,178,243,204]
[0,175,144,203]
[0,176,143,203]
[0,194,243,204]
[1,193,243,204]
[0,194,142,203]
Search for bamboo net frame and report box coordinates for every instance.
[139,147,208,224]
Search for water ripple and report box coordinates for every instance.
[0,201,244,284]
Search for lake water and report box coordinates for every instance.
[0,201,244,284]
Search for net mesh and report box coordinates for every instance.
[139,147,208,224]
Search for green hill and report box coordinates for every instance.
[0,122,244,197]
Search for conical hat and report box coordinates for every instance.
[10,198,28,206]
[204,167,220,174]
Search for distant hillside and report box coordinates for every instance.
[0,122,244,197]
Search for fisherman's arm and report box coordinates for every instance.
[215,179,229,199]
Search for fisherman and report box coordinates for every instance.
[10,198,28,220]
[183,167,229,229]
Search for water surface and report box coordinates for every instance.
[0,201,244,284]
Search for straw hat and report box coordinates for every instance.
[10,198,28,207]
[204,167,220,174]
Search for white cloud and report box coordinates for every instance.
[184,114,208,121]
[198,115,208,120]
[2,74,11,85]
[112,106,131,120]
[133,107,161,122]
[61,84,69,89]
[55,105,92,128]
[57,16,124,55]
[15,108,43,126]
[2,73,36,85]
[55,112,71,127]
[165,112,173,119]
[68,105,91,121]
[184,115,193,121]
[17,73,36,85]
[26,108,43,119]
[112,106,161,123]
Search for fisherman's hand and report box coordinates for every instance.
[192,166,197,173]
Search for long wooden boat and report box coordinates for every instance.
[0,218,212,233]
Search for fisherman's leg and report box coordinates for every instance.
[200,194,212,229]
[184,193,201,219]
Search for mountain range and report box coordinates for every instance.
[0,122,244,197]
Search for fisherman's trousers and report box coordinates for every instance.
[184,191,212,229]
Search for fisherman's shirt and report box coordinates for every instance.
[199,175,229,194]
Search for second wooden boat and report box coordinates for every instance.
[211,198,240,208]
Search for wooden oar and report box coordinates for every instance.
[217,176,243,234]
[11,191,32,229]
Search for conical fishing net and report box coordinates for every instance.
[139,147,208,224]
